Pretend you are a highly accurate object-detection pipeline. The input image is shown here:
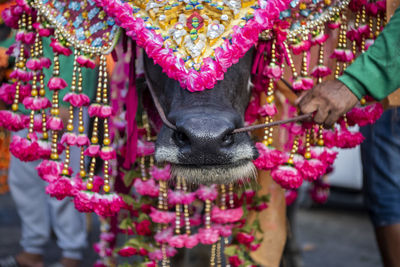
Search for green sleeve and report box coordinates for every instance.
[42,37,97,106]
[338,6,400,101]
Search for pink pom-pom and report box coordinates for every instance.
[271,165,303,189]
[84,145,101,157]
[253,142,287,170]
[258,103,277,117]
[150,164,171,181]
[63,93,90,107]
[49,38,72,56]
[10,134,40,161]
[196,184,218,201]
[149,207,175,224]
[133,178,159,197]
[310,65,332,78]
[47,116,64,131]
[36,160,64,183]
[23,97,51,110]
[48,77,68,90]
[263,63,283,79]
[197,228,220,245]
[76,55,96,69]
[211,206,243,224]
[0,111,29,131]
[45,177,75,200]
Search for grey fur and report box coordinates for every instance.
[171,161,257,185]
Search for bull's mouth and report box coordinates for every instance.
[170,160,257,185]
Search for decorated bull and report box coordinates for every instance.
[0,0,386,265]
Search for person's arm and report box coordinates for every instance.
[298,6,400,126]
[338,6,400,100]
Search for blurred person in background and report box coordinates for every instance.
[298,6,400,267]
[0,33,96,267]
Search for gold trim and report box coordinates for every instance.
[32,0,120,55]
[259,0,350,40]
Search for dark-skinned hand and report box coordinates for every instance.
[297,80,359,127]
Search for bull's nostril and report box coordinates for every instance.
[221,133,234,147]
[174,131,189,147]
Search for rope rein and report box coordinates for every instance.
[145,74,312,134]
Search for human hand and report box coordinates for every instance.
[297,80,359,127]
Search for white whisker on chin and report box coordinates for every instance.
[170,161,257,185]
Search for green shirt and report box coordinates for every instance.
[42,37,97,106]
[338,7,400,101]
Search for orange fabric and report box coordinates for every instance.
[248,92,287,267]
[106,54,115,76]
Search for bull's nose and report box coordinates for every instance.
[155,109,257,166]
[173,115,235,154]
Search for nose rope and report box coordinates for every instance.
[145,74,312,134]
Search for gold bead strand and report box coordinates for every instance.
[283,41,299,82]
[27,36,39,138]
[182,177,191,235]
[287,136,300,165]
[175,177,182,235]
[50,48,60,159]
[210,242,217,267]
[304,129,311,159]
[100,55,111,193]
[317,28,325,85]
[87,55,104,190]
[317,125,324,146]
[266,39,276,104]
[352,10,361,58]
[37,36,49,140]
[300,33,310,79]
[375,12,381,37]
[77,57,87,178]
[11,14,27,112]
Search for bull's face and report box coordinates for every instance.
[143,49,258,184]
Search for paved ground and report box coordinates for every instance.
[0,193,99,266]
[0,189,381,267]
[295,188,381,267]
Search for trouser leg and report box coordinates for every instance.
[8,131,50,255]
[361,108,400,267]
[50,140,87,260]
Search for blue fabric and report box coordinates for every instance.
[361,108,400,227]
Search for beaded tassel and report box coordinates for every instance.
[317,125,324,146]
[100,55,112,193]
[11,15,25,112]
[287,136,299,165]
[351,9,361,58]
[50,35,61,160]
[182,177,191,235]
[284,41,298,85]
[300,34,310,80]
[334,14,348,78]
[62,50,79,176]
[304,129,311,159]
[76,55,87,178]
[87,55,103,190]
[316,28,326,84]
[27,21,38,139]
[360,6,367,53]
[12,13,29,113]
[175,177,182,235]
